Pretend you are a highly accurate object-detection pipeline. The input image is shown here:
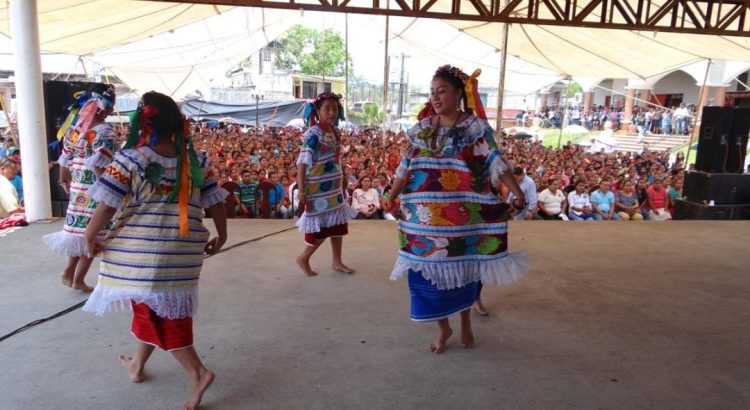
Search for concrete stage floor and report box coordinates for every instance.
[1,220,749,410]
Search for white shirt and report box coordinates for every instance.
[0,175,20,218]
[508,175,538,211]
[538,188,566,214]
[351,188,380,212]
[567,190,591,215]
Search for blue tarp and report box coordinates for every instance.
[180,99,306,127]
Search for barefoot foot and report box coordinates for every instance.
[461,328,476,348]
[296,256,318,276]
[72,282,94,293]
[183,368,215,410]
[430,327,453,354]
[60,270,74,288]
[119,355,146,383]
[473,300,489,316]
[332,263,355,274]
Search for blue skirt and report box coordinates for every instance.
[408,269,480,322]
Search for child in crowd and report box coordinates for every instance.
[235,169,258,217]
[82,91,228,410]
[295,92,356,276]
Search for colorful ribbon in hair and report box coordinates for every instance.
[302,93,345,128]
[167,117,203,236]
[125,104,201,236]
[124,105,160,148]
[57,87,116,142]
[464,69,487,120]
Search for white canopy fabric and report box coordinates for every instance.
[0,1,233,55]
[0,1,748,97]
[445,16,750,79]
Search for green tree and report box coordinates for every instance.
[360,103,384,126]
[274,25,351,80]
[566,81,583,98]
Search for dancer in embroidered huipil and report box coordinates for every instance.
[387,65,529,353]
[43,84,117,292]
[82,92,228,410]
[295,92,357,276]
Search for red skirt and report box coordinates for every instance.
[130,301,193,351]
[304,223,348,246]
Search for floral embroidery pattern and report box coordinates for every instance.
[438,170,460,191]
[397,116,511,263]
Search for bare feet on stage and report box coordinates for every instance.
[430,319,453,354]
[473,299,489,316]
[60,269,74,288]
[184,368,215,410]
[119,355,146,383]
[461,328,476,348]
[332,263,355,274]
[72,282,94,292]
[460,310,475,348]
[297,256,318,276]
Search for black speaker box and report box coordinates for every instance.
[727,107,750,174]
[683,171,750,205]
[42,80,105,161]
[673,199,750,220]
[695,106,735,173]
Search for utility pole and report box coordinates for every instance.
[397,52,407,118]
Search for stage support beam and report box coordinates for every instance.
[10,0,51,221]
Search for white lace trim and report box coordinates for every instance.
[296,204,357,233]
[43,231,88,256]
[390,251,529,290]
[88,181,125,209]
[201,187,229,208]
[58,153,70,168]
[297,151,313,168]
[83,284,198,319]
[84,152,112,171]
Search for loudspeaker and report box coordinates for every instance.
[683,171,750,205]
[695,107,735,173]
[673,199,750,220]
[727,107,750,173]
[42,80,104,161]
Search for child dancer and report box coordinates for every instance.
[83,92,228,410]
[44,84,117,291]
[295,92,356,276]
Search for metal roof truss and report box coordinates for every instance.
[154,0,750,36]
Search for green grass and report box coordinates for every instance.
[539,130,598,149]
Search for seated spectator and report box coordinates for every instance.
[352,176,382,220]
[667,176,683,214]
[646,177,671,221]
[567,180,595,221]
[508,167,539,220]
[537,178,567,220]
[635,178,651,220]
[591,179,619,220]
[234,170,258,218]
[0,157,26,228]
[615,180,643,220]
[268,171,290,219]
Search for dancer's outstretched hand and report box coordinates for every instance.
[205,236,226,255]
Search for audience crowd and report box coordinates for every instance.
[517,103,697,137]
[1,120,690,224]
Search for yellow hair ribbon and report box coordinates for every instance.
[464,69,482,111]
[57,108,80,141]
